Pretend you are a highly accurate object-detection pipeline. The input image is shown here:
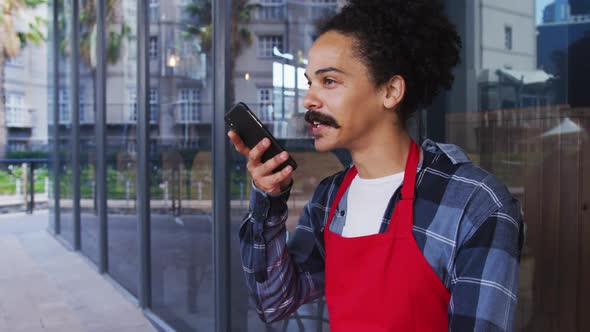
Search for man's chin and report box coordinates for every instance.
[313,138,335,152]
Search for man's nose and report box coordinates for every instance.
[303,87,321,110]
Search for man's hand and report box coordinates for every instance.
[228,131,293,195]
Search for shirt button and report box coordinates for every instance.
[255,235,262,242]
[340,210,346,216]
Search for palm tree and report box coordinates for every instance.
[184,0,260,102]
[76,0,130,72]
[73,0,131,212]
[0,0,46,158]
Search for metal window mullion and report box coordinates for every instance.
[70,0,81,250]
[27,162,34,213]
[137,0,151,309]
[52,0,61,234]
[212,0,231,331]
[96,0,108,273]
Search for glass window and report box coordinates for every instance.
[79,85,88,123]
[56,0,75,248]
[254,0,286,21]
[57,87,89,124]
[42,0,590,330]
[128,88,137,122]
[150,88,159,122]
[257,88,274,121]
[258,35,283,58]
[106,0,139,297]
[149,36,158,59]
[178,88,201,122]
[8,142,27,151]
[505,25,513,50]
[78,0,99,266]
[148,1,213,329]
[5,93,25,126]
[232,2,343,330]
[149,0,159,19]
[59,88,71,124]
[443,0,589,330]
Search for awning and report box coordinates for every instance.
[498,69,553,85]
[542,117,584,137]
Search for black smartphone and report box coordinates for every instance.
[225,102,297,172]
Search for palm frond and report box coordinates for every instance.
[24,0,47,8]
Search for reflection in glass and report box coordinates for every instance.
[443,1,589,331]
[78,0,99,265]
[232,1,341,330]
[57,0,75,247]
[149,0,214,330]
[48,0,57,232]
[106,0,139,297]
[40,0,590,330]
[1,0,49,216]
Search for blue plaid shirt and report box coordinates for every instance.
[239,139,524,331]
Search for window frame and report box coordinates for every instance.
[504,25,513,50]
[258,35,284,58]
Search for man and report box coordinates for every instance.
[228,0,523,330]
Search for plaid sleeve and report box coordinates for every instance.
[239,182,324,323]
[448,198,524,332]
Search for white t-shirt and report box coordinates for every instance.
[341,172,404,238]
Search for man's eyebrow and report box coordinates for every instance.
[304,67,346,79]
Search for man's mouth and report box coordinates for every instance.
[304,110,341,129]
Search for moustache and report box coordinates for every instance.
[304,110,341,129]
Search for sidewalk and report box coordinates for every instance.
[0,211,158,332]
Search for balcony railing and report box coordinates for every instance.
[6,108,33,128]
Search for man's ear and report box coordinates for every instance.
[383,75,405,110]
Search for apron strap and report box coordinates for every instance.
[400,140,420,201]
[326,166,358,230]
[391,140,420,236]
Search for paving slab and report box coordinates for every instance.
[0,211,158,332]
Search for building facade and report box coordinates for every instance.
[537,0,590,107]
[2,3,49,154]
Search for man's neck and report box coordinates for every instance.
[350,130,412,179]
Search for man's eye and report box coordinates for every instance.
[307,81,311,87]
[323,78,336,86]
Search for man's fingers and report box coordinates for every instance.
[228,131,250,156]
[267,165,293,186]
[256,151,289,176]
[254,164,292,192]
[248,138,270,162]
[228,131,291,194]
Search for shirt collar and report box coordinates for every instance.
[421,139,471,165]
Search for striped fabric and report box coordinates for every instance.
[239,139,524,331]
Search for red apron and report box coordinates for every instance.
[324,140,450,331]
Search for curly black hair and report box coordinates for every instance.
[318,0,461,115]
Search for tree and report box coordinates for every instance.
[75,0,131,72]
[0,0,46,158]
[184,0,259,102]
[55,0,130,125]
